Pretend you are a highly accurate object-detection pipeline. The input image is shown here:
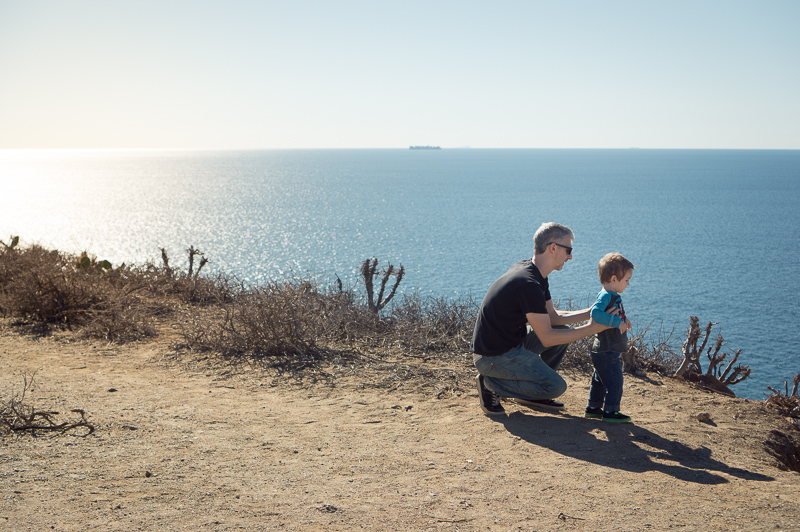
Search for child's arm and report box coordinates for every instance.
[590,291,623,329]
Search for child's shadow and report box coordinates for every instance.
[498,411,774,485]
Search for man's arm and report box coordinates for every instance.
[588,292,623,328]
[527,311,608,347]
[545,299,591,326]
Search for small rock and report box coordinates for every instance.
[696,412,712,422]
[145,471,152,478]
[108,388,118,393]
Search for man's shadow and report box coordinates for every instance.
[497,410,774,484]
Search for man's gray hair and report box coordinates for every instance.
[533,222,574,255]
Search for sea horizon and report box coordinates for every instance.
[3,147,798,152]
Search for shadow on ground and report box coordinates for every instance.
[497,410,774,485]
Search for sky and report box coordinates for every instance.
[1,1,798,150]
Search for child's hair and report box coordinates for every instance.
[598,252,635,283]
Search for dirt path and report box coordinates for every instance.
[1,328,799,531]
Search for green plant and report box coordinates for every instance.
[77,253,112,272]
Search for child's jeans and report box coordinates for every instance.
[587,350,624,412]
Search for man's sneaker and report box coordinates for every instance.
[602,411,632,423]
[513,398,565,411]
[584,407,604,419]
[476,375,505,416]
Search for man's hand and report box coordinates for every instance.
[528,312,608,347]
[606,306,626,332]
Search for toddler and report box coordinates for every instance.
[585,252,634,423]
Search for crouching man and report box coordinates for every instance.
[472,222,611,416]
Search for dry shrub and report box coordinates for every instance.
[0,245,104,325]
[181,282,479,370]
[183,280,340,360]
[387,293,477,354]
[79,289,158,342]
[625,322,682,374]
[125,258,238,306]
[0,241,240,343]
[766,374,800,418]
[0,243,165,342]
[674,317,752,396]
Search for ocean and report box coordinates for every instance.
[1,148,799,399]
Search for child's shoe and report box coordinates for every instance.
[602,411,632,423]
[584,407,603,419]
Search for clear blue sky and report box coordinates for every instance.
[1,1,798,149]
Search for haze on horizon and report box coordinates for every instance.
[1,1,798,151]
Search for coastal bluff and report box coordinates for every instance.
[1,322,799,531]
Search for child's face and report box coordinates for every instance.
[607,269,633,293]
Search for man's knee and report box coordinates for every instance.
[556,379,567,397]
[551,376,568,398]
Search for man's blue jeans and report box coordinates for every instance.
[587,350,623,412]
[473,328,570,401]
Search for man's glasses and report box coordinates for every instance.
[548,242,573,255]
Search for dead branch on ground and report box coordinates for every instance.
[1,372,94,435]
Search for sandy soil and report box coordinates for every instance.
[1,323,799,532]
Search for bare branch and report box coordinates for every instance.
[674,317,750,395]
[360,258,405,314]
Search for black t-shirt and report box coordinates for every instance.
[471,260,551,356]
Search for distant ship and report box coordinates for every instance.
[409,145,441,150]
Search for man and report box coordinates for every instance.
[472,222,611,416]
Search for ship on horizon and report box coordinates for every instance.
[409,145,441,150]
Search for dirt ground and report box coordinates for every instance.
[2,323,799,532]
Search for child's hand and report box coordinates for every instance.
[618,322,628,333]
